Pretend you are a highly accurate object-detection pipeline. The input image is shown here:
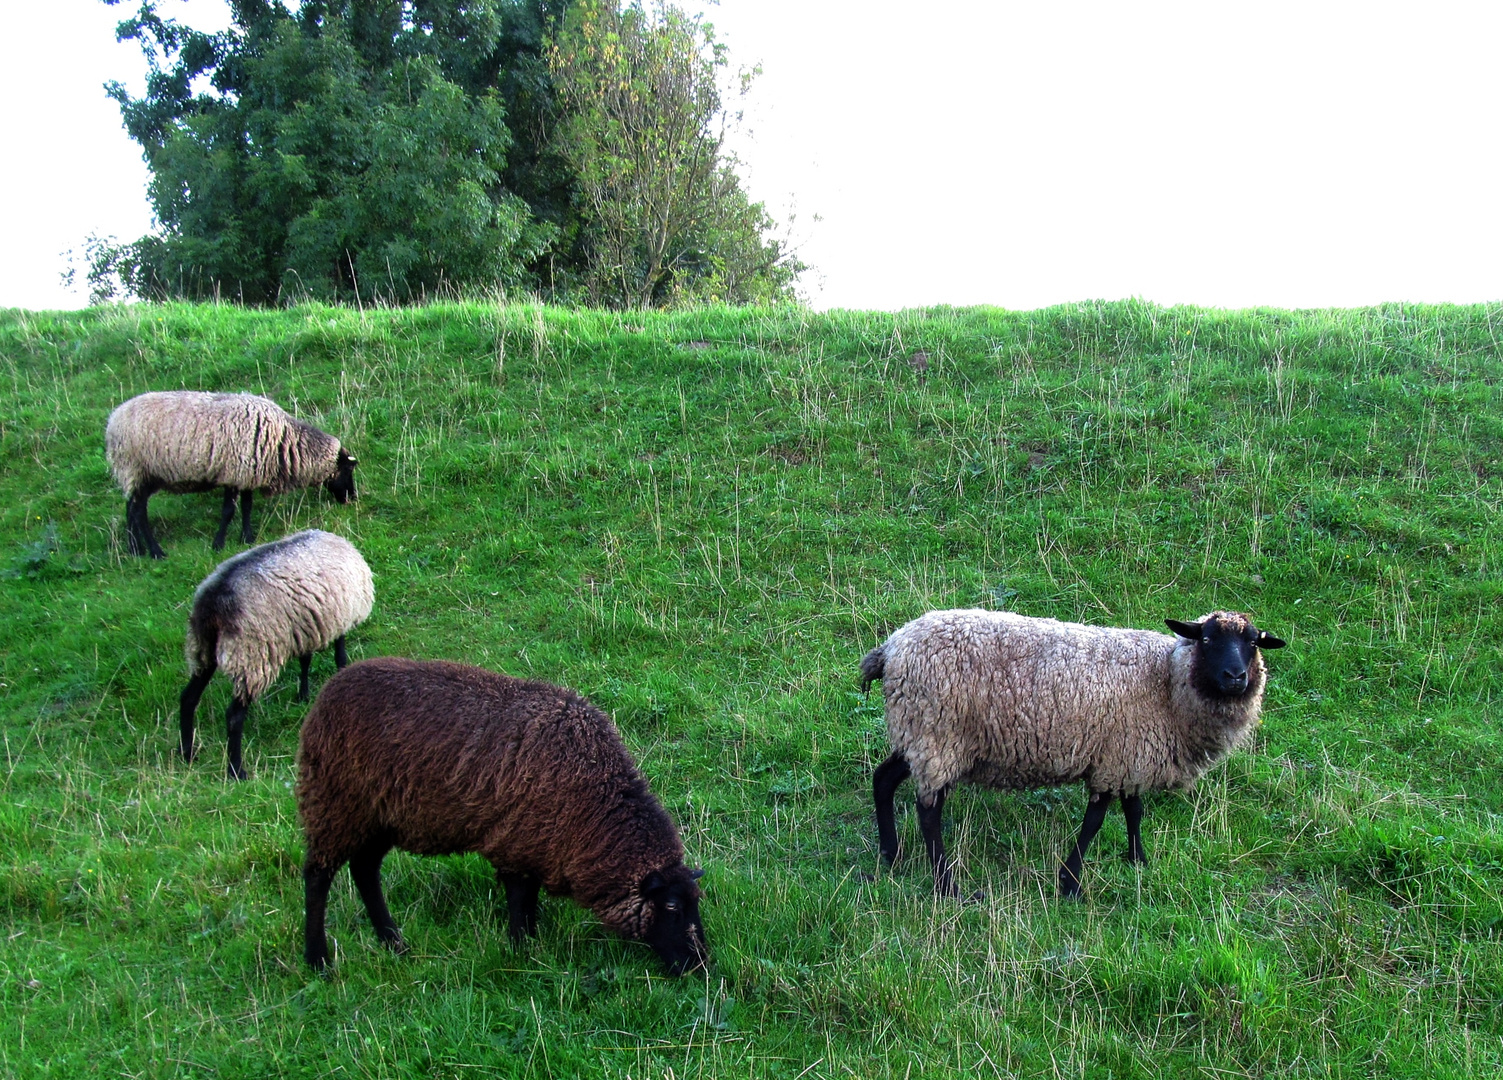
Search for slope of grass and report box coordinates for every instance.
[0,298,1500,1078]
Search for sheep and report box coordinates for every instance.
[105,391,358,558]
[862,609,1286,899]
[179,529,374,780]
[297,657,708,975]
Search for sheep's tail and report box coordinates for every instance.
[184,586,228,677]
[859,644,886,691]
[185,623,218,678]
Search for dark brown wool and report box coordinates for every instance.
[298,658,706,971]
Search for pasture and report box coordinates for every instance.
[1,299,1499,1077]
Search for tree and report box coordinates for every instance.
[100,0,570,303]
[548,1,799,308]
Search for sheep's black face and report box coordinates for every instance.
[641,866,708,975]
[1167,615,1286,699]
[325,450,358,503]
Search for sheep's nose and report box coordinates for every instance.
[1222,668,1247,689]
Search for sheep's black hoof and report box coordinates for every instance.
[1057,871,1085,900]
[377,931,408,955]
[878,848,899,867]
[962,889,986,906]
[227,763,249,781]
[180,745,195,764]
[1123,850,1148,866]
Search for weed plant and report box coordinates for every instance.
[0,299,1499,1077]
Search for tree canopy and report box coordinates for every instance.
[96,0,800,307]
[549,0,800,307]
[100,1,575,303]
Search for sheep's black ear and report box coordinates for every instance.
[1166,619,1204,640]
[690,867,706,881]
[1256,630,1286,649]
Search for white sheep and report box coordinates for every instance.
[179,529,374,779]
[105,391,358,558]
[861,609,1286,898]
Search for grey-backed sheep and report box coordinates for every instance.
[297,657,708,975]
[105,391,358,558]
[180,529,374,779]
[862,609,1286,898]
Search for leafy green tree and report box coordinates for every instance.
[548,1,800,308]
[101,0,571,303]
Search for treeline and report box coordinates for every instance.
[89,0,800,308]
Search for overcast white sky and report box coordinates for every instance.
[3,0,1501,311]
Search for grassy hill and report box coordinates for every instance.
[1,299,1500,1078]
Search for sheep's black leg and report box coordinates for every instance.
[1058,791,1114,898]
[916,788,958,898]
[1122,794,1148,865]
[238,489,254,544]
[212,487,236,551]
[873,750,911,866]
[140,481,165,558]
[303,859,338,971]
[498,871,541,941]
[178,665,216,763]
[123,494,144,556]
[127,483,165,559]
[334,635,349,669]
[350,840,405,953]
[225,696,250,780]
[298,654,313,702]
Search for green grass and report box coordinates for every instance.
[0,297,1500,1077]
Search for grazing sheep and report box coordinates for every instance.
[179,529,373,780]
[297,657,708,975]
[862,609,1286,898]
[105,391,358,558]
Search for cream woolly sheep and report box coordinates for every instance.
[179,529,374,779]
[862,609,1286,898]
[105,391,358,558]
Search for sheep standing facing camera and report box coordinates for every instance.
[297,657,708,975]
[105,391,357,558]
[862,609,1286,898]
[179,529,373,779]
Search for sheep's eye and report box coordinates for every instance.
[665,899,681,912]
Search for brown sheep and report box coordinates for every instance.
[298,657,708,974]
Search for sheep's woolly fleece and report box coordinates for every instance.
[876,609,1268,799]
[106,391,344,495]
[297,658,689,940]
[187,529,373,702]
